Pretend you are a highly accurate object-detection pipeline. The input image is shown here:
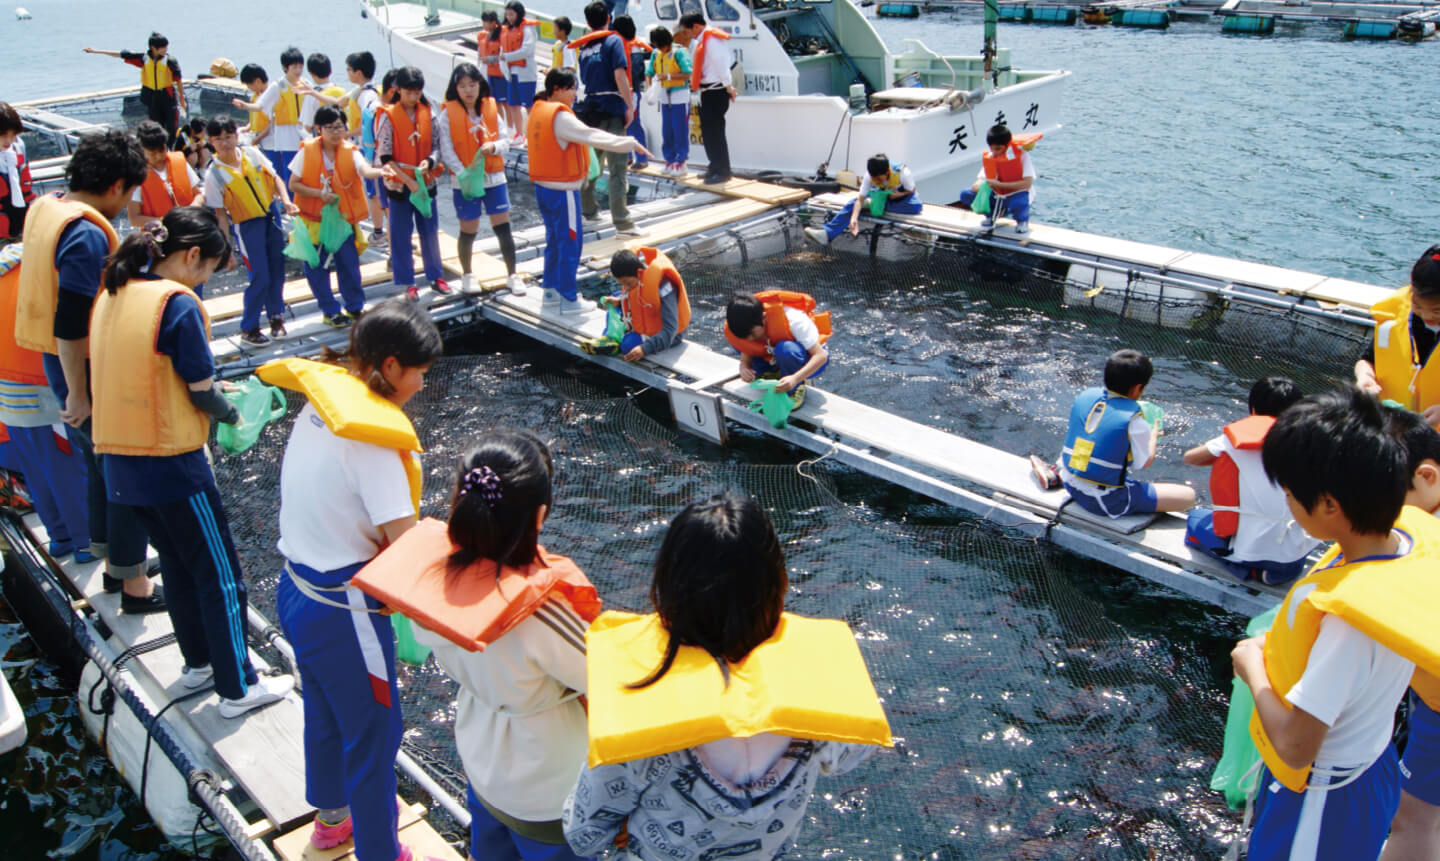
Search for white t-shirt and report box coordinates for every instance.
[130,163,203,202]
[202,146,275,210]
[697,31,733,87]
[1059,412,1155,497]
[975,150,1036,201]
[286,147,373,185]
[0,137,26,207]
[257,80,307,151]
[1204,434,1319,564]
[781,306,820,351]
[858,164,915,196]
[276,402,416,572]
[414,596,590,821]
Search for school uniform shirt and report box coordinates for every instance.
[575,32,629,118]
[780,306,821,351]
[0,137,27,207]
[500,23,538,83]
[697,33,734,87]
[102,285,216,506]
[975,151,1036,201]
[130,162,203,205]
[412,598,590,822]
[374,108,438,201]
[284,148,374,188]
[858,164,916,197]
[256,81,307,152]
[201,147,277,211]
[41,217,112,403]
[646,47,692,106]
[1055,413,1156,498]
[1201,433,1318,564]
[433,107,510,189]
[275,401,415,572]
[532,110,640,192]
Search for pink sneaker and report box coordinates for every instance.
[395,846,444,861]
[311,814,353,849]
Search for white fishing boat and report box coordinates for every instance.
[363,0,1069,202]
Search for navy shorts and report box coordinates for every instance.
[453,182,510,220]
[507,75,536,108]
[1248,746,1400,861]
[1402,692,1440,804]
[489,75,509,104]
[1063,478,1158,519]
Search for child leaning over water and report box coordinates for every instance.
[410,430,597,861]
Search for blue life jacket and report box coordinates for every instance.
[1061,387,1141,487]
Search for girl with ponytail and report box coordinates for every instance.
[91,205,296,717]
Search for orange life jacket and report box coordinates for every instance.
[568,28,616,52]
[526,101,588,184]
[444,99,506,175]
[723,290,832,359]
[1209,414,1274,538]
[380,102,444,183]
[137,152,197,218]
[623,248,691,338]
[623,37,652,85]
[296,139,370,225]
[501,19,538,67]
[15,195,120,355]
[479,29,504,77]
[352,517,604,651]
[0,259,47,385]
[982,144,1028,184]
[690,27,732,92]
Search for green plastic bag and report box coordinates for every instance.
[587,145,601,181]
[971,181,993,216]
[318,201,353,254]
[868,189,888,216]
[216,377,288,455]
[456,160,487,200]
[409,167,433,218]
[1210,602,1281,809]
[604,303,628,342]
[392,614,432,666]
[748,379,795,429]
[283,218,320,267]
[1138,400,1165,435]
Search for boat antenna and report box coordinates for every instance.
[983,0,999,89]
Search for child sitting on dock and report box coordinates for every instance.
[805,153,923,246]
[958,123,1035,234]
[1058,349,1195,518]
[563,491,881,858]
[581,247,689,361]
[406,431,596,861]
[724,290,830,407]
[647,25,692,178]
[1232,388,1440,861]
[127,121,200,230]
[1182,376,1318,585]
[1356,245,1440,428]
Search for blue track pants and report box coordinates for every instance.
[660,102,690,166]
[234,210,287,332]
[467,786,582,861]
[536,186,582,300]
[388,196,443,287]
[304,232,366,317]
[5,423,89,554]
[823,193,924,240]
[751,340,828,380]
[1248,745,1400,861]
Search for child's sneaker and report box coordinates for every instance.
[218,675,295,719]
[506,274,526,296]
[179,664,214,690]
[239,329,271,347]
[1029,455,1062,490]
[395,844,445,861]
[560,296,592,317]
[404,285,420,301]
[310,813,354,849]
[1015,221,1029,235]
[369,229,388,248]
[788,383,807,409]
[979,217,995,229]
[75,548,99,564]
[803,227,830,246]
[431,278,453,296]
[460,273,477,295]
[323,313,352,329]
[48,540,75,558]
[579,337,621,356]
[269,317,289,340]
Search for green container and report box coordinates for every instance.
[868,189,889,216]
[392,614,432,666]
[216,377,288,455]
[1211,603,1281,808]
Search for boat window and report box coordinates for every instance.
[706,0,741,20]
[655,0,679,18]
[679,0,703,16]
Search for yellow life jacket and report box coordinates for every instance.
[15,195,119,354]
[585,610,892,767]
[346,84,376,133]
[272,80,303,127]
[1371,285,1440,418]
[1251,506,1440,792]
[210,149,278,224]
[258,357,423,514]
[249,109,271,142]
[653,47,685,88]
[141,55,175,93]
[91,278,212,456]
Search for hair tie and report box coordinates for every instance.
[140,221,168,260]
[460,464,504,507]
[1432,253,1440,262]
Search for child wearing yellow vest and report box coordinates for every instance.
[563,491,883,858]
[232,48,308,186]
[298,53,348,136]
[1231,389,1440,860]
[91,207,294,717]
[646,26,692,177]
[128,120,200,231]
[83,32,187,142]
[1356,246,1440,429]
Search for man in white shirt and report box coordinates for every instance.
[677,12,735,185]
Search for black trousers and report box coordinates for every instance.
[698,88,732,180]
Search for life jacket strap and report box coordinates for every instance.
[284,561,384,614]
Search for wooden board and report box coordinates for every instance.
[204,259,396,323]
[631,164,811,206]
[581,199,774,263]
[434,233,511,290]
[271,801,447,861]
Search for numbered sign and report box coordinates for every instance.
[669,384,728,445]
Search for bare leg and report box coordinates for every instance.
[1154,483,1197,513]
[1380,791,1440,861]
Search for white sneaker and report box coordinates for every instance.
[460,273,479,295]
[540,288,564,314]
[1015,221,1029,235]
[218,674,295,719]
[804,226,831,246]
[180,664,214,690]
[560,296,592,316]
[980,217,995,229]
[507,274,526,296]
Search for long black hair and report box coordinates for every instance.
[447,429,554,571]
[1412,244,1440,301]
[444,63,490,107]
[338,297,443,395]
[102,206,230,293]
[388,66,429,106]
[630,492,788,689]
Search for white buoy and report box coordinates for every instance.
[15,6,32,19]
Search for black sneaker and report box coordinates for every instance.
[579,337,621,356]
[120,585,167,615]
[269,317,288,340]
[323,312,352,329]
[240,329,271,346]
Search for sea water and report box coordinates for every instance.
[1,1,1435,857]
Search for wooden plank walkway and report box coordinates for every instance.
[272,801,462,861]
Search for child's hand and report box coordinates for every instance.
[1356,376,1382,396]
[739,363,756,382]
[480,142,498,156]
[283,201,300,216]
[623,345,645,362]
[1231,635,1267,687]
[848,219,860,237]
[231,97,251,111]
[1425,405,1440,427]
[775,374,802,393]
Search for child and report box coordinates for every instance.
[16,129,163,611]
[0,102,34,240]
[1379,407,1440,861]
[288,105,394,328]
[407,431,596,861]
[526,68,646,315]
[347,52,388,246]
[128,120,200,229]
[232,47,307,186]
[179,116,213,173]
[550,16,577,72]
[269,298,442,861]
[958,123,1034,233]
[479,11,508,118]
[806,153,922,246]
[1232,388,1440,860]
[646,26,691,178]
[92,207,294,716]
[83,33,187,141]
[1058,349,1196,519]
[377,66,450,299]
[235,64,273,151]
[434,64,523,296]
[582,247,689,361]
[563,491,879,857]
[203,114,299,345]
[612,15,649,170]
[1182,376,1318,585]
[1356,245,1440,428]
[723,290,830,407]
[500,1,539,141]
[300,53,347,136]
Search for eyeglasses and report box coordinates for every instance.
[321,123,347,133]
